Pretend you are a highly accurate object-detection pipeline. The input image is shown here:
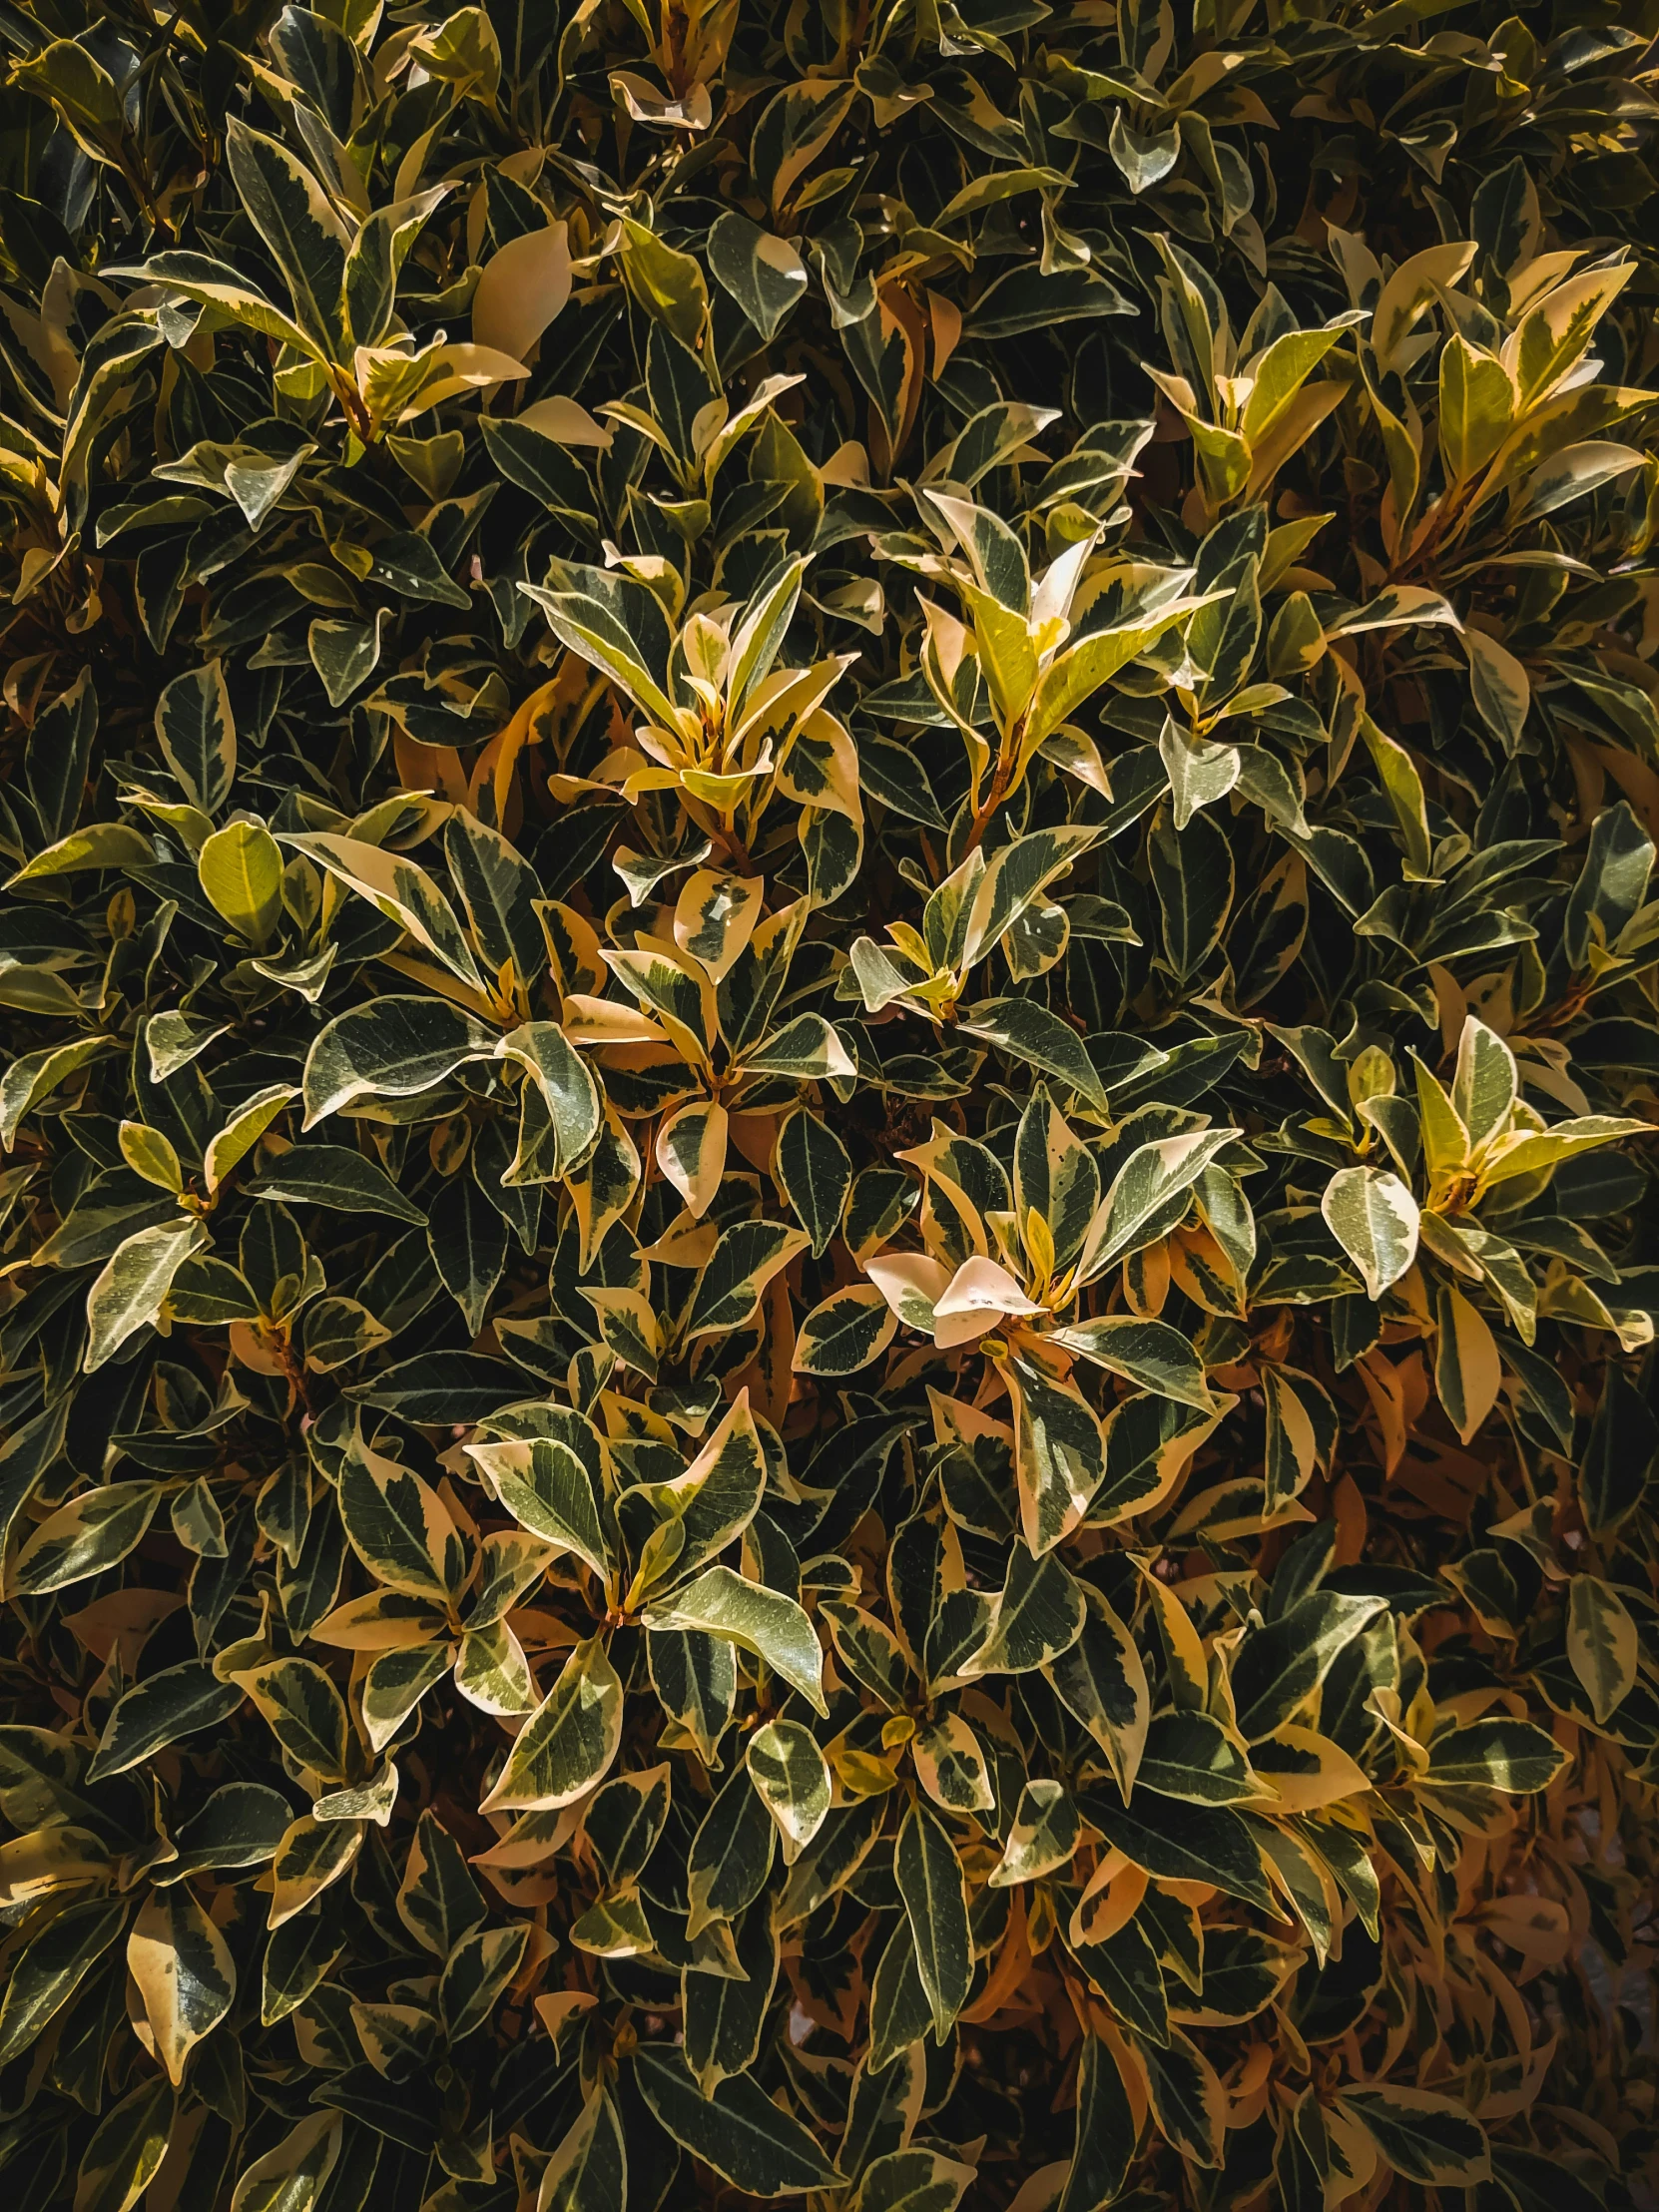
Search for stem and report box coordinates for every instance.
[961,726,1020,855]
[336,374,375,448]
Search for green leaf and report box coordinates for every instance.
[245,1143,426,1223]
[72,2076,175,2212]
[688,1762,777,1936]
[11,38,126,161]
[24,668,97,843]
[1055,2035,1137,2211]
[1005,1354,1107,1557]
[521,573,679,728]
[964,828,1101,967]
[203,1082,297,1194]
[1439,332,1514,482]
[6,822,153,888]
[1138,1709,1260,1805]
[119,1125,184,1200]
[852,2149,976,2212]
[1424,1719,1568,1794]
[957,998,1109,1110]
[742,1012,854,1080]
[894,1800,972,2041]
[1464,629,1530,755]
[938,163,1069,223]
[338,1428,467,1600]
[347,189,451,351]
[823,1599,910,1707]
[1027,595,1211,748]
[1336,2085,1490,2186]
[446,813,547,983]
[200,820,285,946]
[0,1897,127,2064]
[361,1643,449,1750]
[120,250,317,354]
[159,1782,291,1883]
[1320,1166,1418,1301]
[86,1221,209,1371]
[1161,722,1241,828]
[89,1662,244,1780]
[1047,1316,1214,1410]
[1078,1916,1167,2045]
[398,1808,487,1954]
[1079,1128,1240,1283]
[286,831,487,996]
[795,1284,897,1376]
[9,1479,164,1595]
[686,1219,811,1338]
[990,1779,1082,1888]
[479,1635,623,1811]
[1230,1591,1384,1741]
[155,662,236,816]
[643,1565,827,1715]
[628,1390,767,1588]
[127,1878,237,2083]
[1,1036,120,1148]
[1358,716,1434,880]
[1478,1113,1648,1193]
[302,997,494,1125]
[747,1718,830,1862]
[466,1431,613,1583]
[309,614,386,707]
[1046,1592,1150,1799]
[649,1627,738,1766]
[1566,1575,1637,1726]
[1135,2026,1226,2170]
[684,1895,781,2093]
[1578,1365,1657,1538]
[867,1920,934,2074]
[962,1543,1086,1677]
[709,212,809,340]
[1083,1789,1274,1912]
[1262,1366,1322,1509]
[912,1710,994,1814]
[366,529,471,606]
[1149,806,1233,982]
[1190,557,1262,704]
[633,2044,839,2194]
[536,2093,626,2212]
[439,1923,529,2042]
[499,1021,603,1179]
[228,2115,341,2212]
[225,1657,351,1781]
[619,219,711,351]
[426,1172,506,1335]
[840,2040,925,2187]
[225,121,350,360]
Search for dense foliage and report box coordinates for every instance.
[3,0,1659,2207]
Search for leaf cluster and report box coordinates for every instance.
[3,1,1659,2209]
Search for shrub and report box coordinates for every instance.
[2,1,1659,2207]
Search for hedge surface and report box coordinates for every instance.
[2,0,1659,2207]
